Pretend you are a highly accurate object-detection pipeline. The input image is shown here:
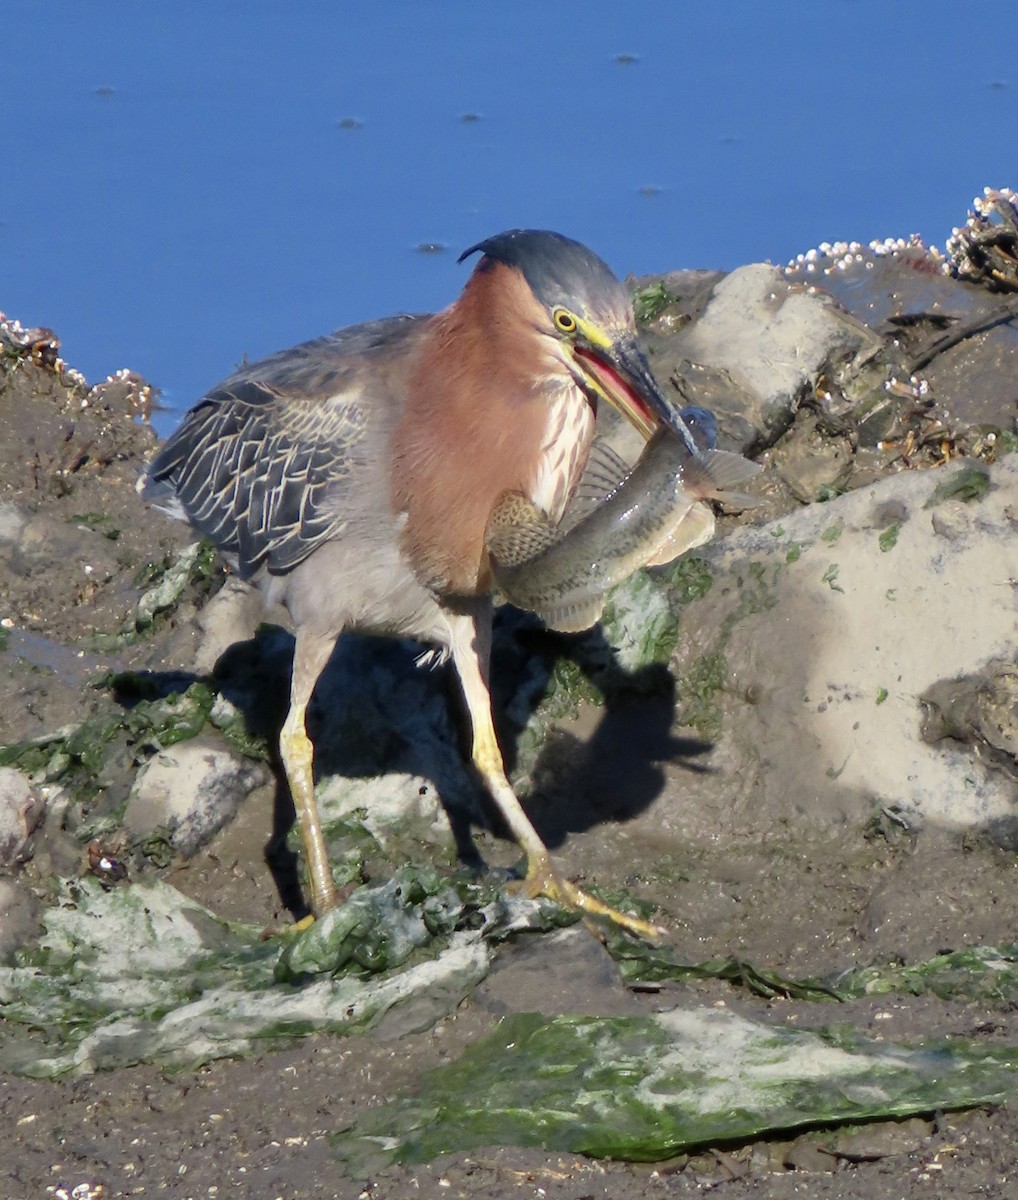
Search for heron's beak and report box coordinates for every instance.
[573,335,699,455]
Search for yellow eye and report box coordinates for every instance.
[553,308,577,334]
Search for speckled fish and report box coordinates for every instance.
[485,407,760,632]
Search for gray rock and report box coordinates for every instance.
[193,576,263,673]
[470,925,644,1019]
[668,264,885,449]
[0,767,45,866]
[0,501,27,544]
[931,500,974,540]
[124,736,267,857]
[662,453,1018,840]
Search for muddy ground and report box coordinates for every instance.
[3,231,1018,1200]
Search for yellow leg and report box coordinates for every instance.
[448,606,666,942]
[280,633,339,918]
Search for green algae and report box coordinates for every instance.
[68,512,121,540]
[878,522,901,552]
[821,562,844,592]
[333,1007,1018,1171]
[0,678,219,800]
[924,465,992,507]
[606,934,1018,1008]
[7,879,1018,1172]
[672,555,777,738]
[600,569,680,672]
[0,871,563,1078]
[676,648,729,740]
[666,554,713,605]
[540,659,604,720]
[632,280,674,323]
[133,539,220,633]
[828,945,1018,1004]
[273,866,565,984]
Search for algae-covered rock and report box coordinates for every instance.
[0,871,560,1078]
[333,1005,1018,1171]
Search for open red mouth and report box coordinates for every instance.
[574,346,656,437]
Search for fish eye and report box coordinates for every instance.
[553,308,578,334]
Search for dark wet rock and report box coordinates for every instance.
[470,925,644,1019]
[920,661,1018,781]
[0,766,45,866]
[124,736,268,858]
[0,875,42,959]
[785,230,1018,435]
[768,413,854,502]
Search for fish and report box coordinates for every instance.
[485,407,760,632]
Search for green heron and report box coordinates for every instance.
[142,229,699,939]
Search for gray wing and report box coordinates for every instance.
[143,315,424,578]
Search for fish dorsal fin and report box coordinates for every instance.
[577,437,632,500]
[643,500,716,568]
[561,437,634,529]
[485,491,559,567]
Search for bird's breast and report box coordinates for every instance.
[525,387,596,524]
[391,329,596,598]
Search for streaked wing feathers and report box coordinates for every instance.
[144,316,428,577]
[147,371,366,578]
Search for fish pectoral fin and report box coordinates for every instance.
[485,491,560,566]
[643,501,716,568]
[685,449,764,508]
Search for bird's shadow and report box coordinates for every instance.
[119,608,714,918]
[485,610,714,848]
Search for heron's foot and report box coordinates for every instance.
[517,855,667,942]
[262,884,345,939]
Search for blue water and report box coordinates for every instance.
[5,2,1016,432]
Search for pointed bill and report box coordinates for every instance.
[573,335,699,455]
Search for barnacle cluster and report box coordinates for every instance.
[785,235,945,279]
[786,188,1018,292]
[0,312,154,421]
[0,311,87,388]
[946,187,1018,291]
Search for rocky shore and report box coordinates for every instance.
[3,191,1018,1199]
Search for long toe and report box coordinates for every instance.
[521,856,667,942]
